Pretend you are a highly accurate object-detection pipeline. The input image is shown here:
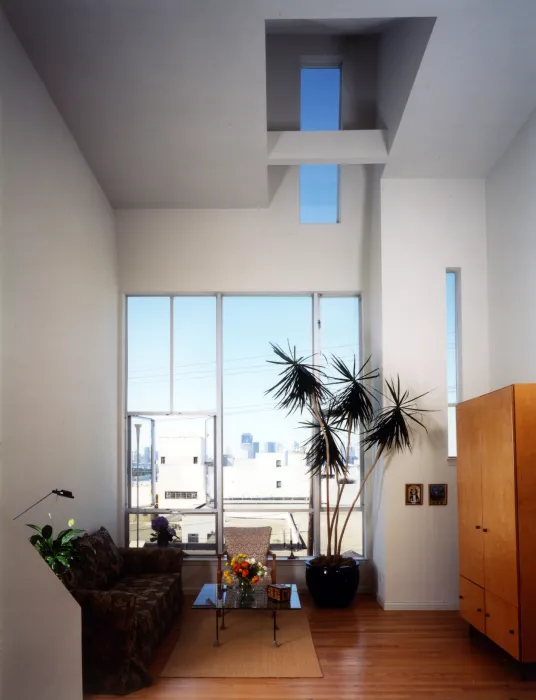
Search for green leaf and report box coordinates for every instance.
[42,524,53,539]
[61,530,83,544]
[26,524,42,533]
[266,342,329,416]
[29,534,41,546]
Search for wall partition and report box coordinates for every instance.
[125,294,363,557]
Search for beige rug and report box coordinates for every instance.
[161,609,323,678]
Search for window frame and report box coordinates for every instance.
[299,64,342,225]
[124,293,364,558]
[446,269,462,460]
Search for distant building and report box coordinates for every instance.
[241,433,254,458]
[253,442,260,457]
[265,441,276,453]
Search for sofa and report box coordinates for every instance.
[65,527,183,695]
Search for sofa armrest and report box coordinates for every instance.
[73,588,137,634]
[118,546,184,575]
[73,589,151,694]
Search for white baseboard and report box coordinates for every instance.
[377,594,460,611]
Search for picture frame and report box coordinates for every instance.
[429,483,448,505]
[405,483,423,506]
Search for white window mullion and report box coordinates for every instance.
[312,293,321,557]
[215,293,224,553]
[170,295,175,412]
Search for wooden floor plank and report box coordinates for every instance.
[86,595,536,699]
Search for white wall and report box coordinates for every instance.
[0,12,118,700]
[378,179,489,609]
[377,18,435,149]
[266,34,378,131]
[487,109,536,388]
[117,165,367,293]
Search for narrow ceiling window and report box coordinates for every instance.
[300,66,341,224]
[446,270,461,458]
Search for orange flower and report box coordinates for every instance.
[241,570,248,577]
[252,576,259,584]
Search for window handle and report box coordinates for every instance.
[485,613,490,618]
[475,525,481,529]
[482,528,488,532]
[459,595,464,600]
[476,608,482,612]
[509,629,515,635]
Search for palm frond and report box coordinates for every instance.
[363,376,432,453]
[329,355,379,431]
[266,342,329,415]
[300,404,347,479]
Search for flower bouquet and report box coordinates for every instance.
[150,516,177,547]
[222,553,268,599]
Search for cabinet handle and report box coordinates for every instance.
[475,525,481,529]
[509,629,515,635]
[482,528,488,532]
[485,613,490,617]
[476,608,482,612]
[459,595,464,600]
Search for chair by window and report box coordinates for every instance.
[217,526,276,584]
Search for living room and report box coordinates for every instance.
[1,1,536,699]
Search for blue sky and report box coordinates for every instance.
[300,67,341,224]
[127,296,360,454]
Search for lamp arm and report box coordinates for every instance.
[13,492,54,521]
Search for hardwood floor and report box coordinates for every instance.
[87,594,536,699]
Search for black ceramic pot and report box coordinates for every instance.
[305,559,360,608]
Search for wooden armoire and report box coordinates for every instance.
[457,384,536,661]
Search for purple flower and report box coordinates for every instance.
[151,516,169,532]
[169,528,176,537]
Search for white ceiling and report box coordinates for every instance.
[4,0,536,207]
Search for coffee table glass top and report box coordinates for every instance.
[193,583,301,610]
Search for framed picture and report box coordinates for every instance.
[405,483,423,506]
[429,483,448,505]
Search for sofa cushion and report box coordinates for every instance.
[112,573,182,664]
[74,527,124,590]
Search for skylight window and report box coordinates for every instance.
[299,67,341,224]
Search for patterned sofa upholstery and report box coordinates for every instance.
[65,527,183,695]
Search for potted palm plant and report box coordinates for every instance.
[267,344,430,608]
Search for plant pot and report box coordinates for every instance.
[305,559,360,608]
[157,533,169,547]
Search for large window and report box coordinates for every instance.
[300,67,340,224]
[446,271,460,458]
[126,295,363,556]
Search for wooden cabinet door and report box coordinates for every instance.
[459,576,485,633]
[457,400,484,586]
[480,387,519,607]
[485,590,520,659]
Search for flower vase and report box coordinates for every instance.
[236,578,254,603]
[157,532,169,547]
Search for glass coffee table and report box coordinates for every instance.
[192,583,301,647]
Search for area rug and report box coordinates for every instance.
[161,609,323,678]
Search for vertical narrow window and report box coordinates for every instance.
[447,271,460,457]
[173,296,217,412]
[300,67,341,224]
[127,297,171,413]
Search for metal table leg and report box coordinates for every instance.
[273,610,277,647]
[214,609,220,647]
[221,604,226,630]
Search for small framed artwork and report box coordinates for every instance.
[405,483,423,506]
[429,483,448,505]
